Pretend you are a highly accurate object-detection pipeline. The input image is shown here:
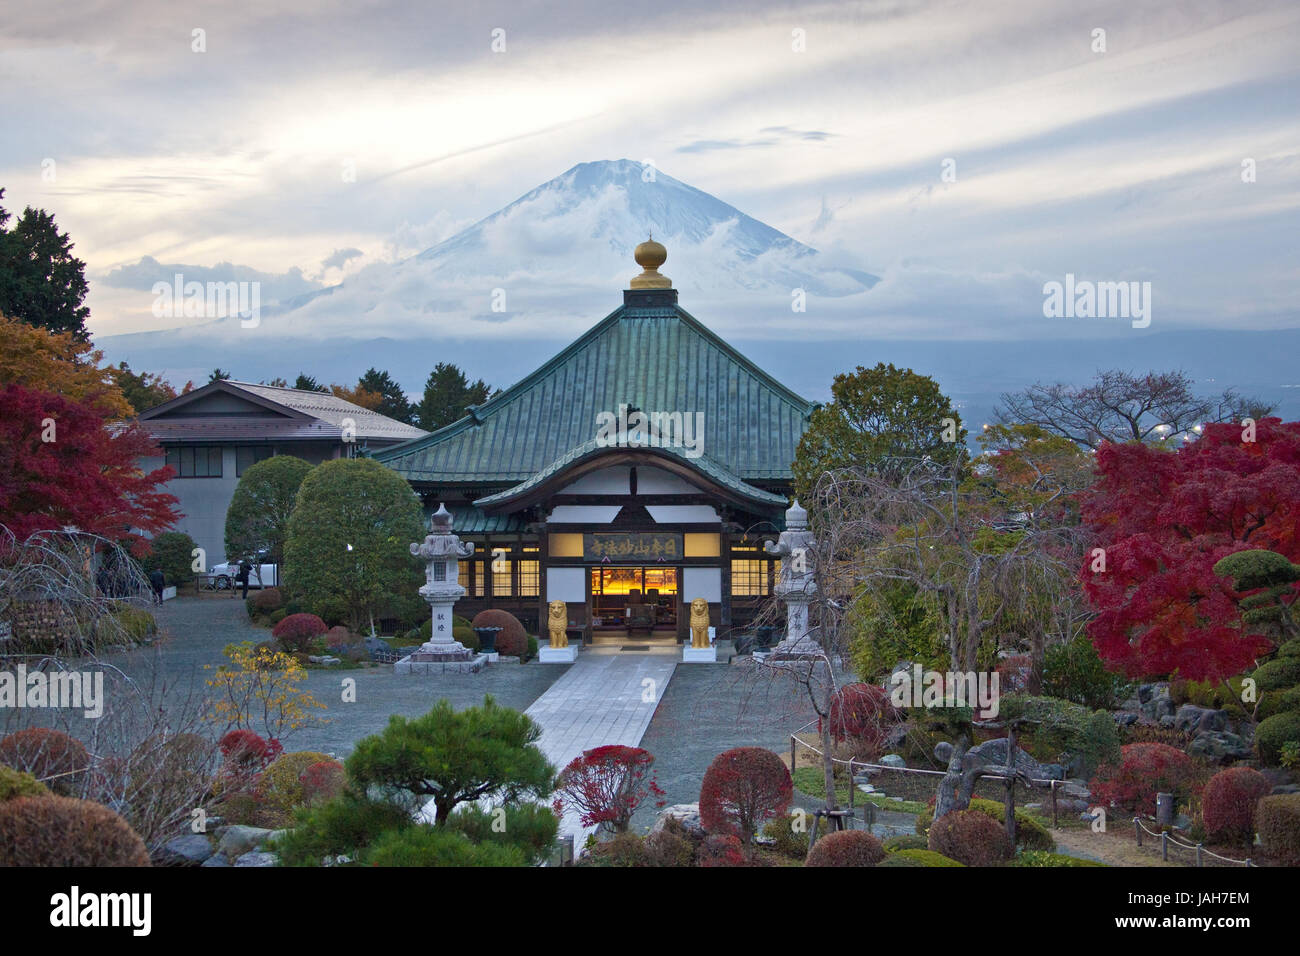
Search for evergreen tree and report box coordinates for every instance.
[0,188,91,340]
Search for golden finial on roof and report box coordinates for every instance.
[630,236,671,290]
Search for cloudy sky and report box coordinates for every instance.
[2,0,1297,371]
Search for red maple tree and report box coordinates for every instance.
[1080,417,1300,681]
[0,383,178,552]
[553,745,665,833]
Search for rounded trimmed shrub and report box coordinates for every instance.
[882,833,928,852]
[258,750,333,815]
[251,587,284,612]
[1253,657,1300,692]
[271,612,328,652]
[0,728,90,796]
[880,847,965,867]
[1202,767,1271,845]
[928,809,1013,867]
[1256,711,1300,766]
[1088,742,1202,815]
[914,798,1055,852]
[805,829,886,867]
[699,747,792,844]
[469,609,527,658]
[1278,640,1300,659]
[325,625,354,650]
[761,813,826,859]
[644,826,694,867]
[299,760,346,807]
[1255,793,1300,863]
[0,766,49,801]
[583,831,650,867]
[1256,685,1300,721]
[697,833,746,867]
[0,795,150,865]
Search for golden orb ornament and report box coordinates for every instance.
[629,236,672,289]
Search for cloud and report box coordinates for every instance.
[100,256,322,304]
[321,247,363,271]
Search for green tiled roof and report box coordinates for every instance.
[433,505,527,535]
[473,437,788,509]
[376,301,815,484]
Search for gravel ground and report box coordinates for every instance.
[109,595,564,757]
[631,661,818,830]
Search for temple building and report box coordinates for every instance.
[374,241,815,644]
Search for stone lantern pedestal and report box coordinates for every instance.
[395,504,488,675]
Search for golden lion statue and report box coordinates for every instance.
[689,597,710,648]
[547,600,569,648]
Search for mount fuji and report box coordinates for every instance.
[101,160,876,352]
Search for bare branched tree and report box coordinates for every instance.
[996,369,1273,450]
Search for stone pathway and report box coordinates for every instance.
[524,646,679,841]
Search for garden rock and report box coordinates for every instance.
[217,825,273,859]
[1187,730,1252,763]
[652,803,706,840]
[879,754,907,768]
[157,834,213,865]
[1139,684,1174,720]
[234,851,279,867]
[1113,712,1139,727]
[1159,714,1177,728]
[200,855,231,867]
[964,738,1064,781]
[1174,704,1228,735]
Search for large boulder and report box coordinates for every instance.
[157,833,213,866]
[651,803,706,841]
[1187,731,1252,763]
[963,738,1065,781]
[1174,704,1229,735]
[234,850,278,867]
[1139,684,1175,721]
[217,824,274,859]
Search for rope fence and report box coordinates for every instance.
[1133,817,1255,867]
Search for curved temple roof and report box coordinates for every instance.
[375,298,815,494]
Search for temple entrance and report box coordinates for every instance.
[589,566,679,641]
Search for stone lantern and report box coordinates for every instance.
[394,504,486,674]
[763,500,822,660]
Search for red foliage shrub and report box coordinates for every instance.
[1088,743,1203,815]
[822,683,900,755]
[1202,767,1271,845]
[697,833,746,867]
[1256,793,1300,864]
[0,728,90,796]
[299,760,346,806]
[271,612,328,652]
[469,609,528,658]
[699,747,792,844]
[927,809,1013,867]
[0,795,151,865]
[805,829,886,867]
[325,626,354,650]
[218,729,281,789]
[555,745,665,832]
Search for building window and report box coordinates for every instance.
[491,547,513,597]
[519,547,540,597]
[235,446,274,476]
[165,445,224,478]
[730,545,771,596]
[459,559,485,597]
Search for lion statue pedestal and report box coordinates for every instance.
[682,597,717,663]
[538,599,579,663]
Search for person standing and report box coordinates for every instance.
[149,567,165,606]
[237,558,252,600]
